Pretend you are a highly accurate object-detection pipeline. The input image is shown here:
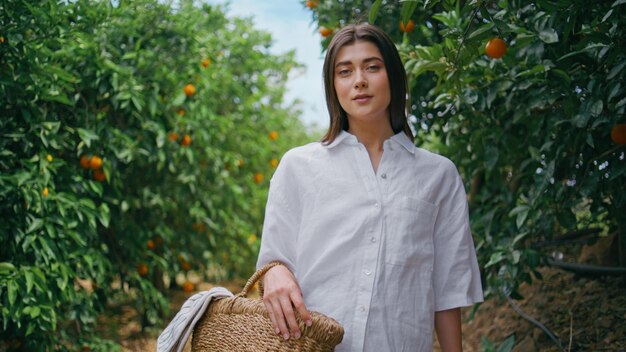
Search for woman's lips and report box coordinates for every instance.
[353,95,372,103]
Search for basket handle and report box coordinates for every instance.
[237,261,285,298]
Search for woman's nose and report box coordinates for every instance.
[353,70,367,89]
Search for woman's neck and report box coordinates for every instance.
[347,120,394,151]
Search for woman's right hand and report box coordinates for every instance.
[262,264,312,340]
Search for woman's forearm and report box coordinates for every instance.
[435,307,462,352]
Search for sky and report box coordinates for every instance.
[206,0,328,129]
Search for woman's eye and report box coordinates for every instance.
[367,65,380,71]
[338,69,351,76]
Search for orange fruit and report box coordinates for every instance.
[168,132,179,142]
[180,134,192,147]
[306,0,318,9]
[253,172,263,184]
[177,108,185,116]
[270,158,279,168]
[611,123,626,145]
[0,37,5,44]
[485,38,507,59]
[181,260,191,271]
[89,155,102,170]
[147,240,155,250]
[268,130,278,141]
[46,154,53,162]
[137,263,148,277]
[399,19,415,33]
[183,84,196,97]
[201,58,211,68]
[80,155,91,170]
[93,169,106,182]
[42,187,49,197]
[319,27,333,37]
[182,281,194,292]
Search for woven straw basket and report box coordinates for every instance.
[191,262,344,351]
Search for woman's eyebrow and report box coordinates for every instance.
[335,56,383,68]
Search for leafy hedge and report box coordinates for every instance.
[0,0,308,349]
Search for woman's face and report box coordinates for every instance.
[333,40,391,127]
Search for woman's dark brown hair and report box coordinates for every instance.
[321,23,413,144]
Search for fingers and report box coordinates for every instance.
[290,291,313,328]
[261,266,310,340]
[279,294,300,339]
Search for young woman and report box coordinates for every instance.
[256,23,483,351]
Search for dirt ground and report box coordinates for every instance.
[101,266,626,351]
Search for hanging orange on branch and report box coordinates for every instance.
[399,19,415,33]
[485,38,507,59]
[319,26,333,37]
[180,134,192,147]
[183,83,196,97]
[611,123,626,145]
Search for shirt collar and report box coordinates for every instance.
[323,130,415,154]
[323,130,358,149]
[389,132,416,154]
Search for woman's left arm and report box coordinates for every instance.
[435,307,462,352]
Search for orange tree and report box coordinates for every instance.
[304,0,626,301]
[1,0,307,349]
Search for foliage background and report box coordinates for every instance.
[0,0,308,350]
[304,0,626,303]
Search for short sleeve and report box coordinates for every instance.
[432,161,483,311]
[256,152,301,273]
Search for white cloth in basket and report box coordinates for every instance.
[157,287,233,352]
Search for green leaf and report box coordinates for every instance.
[67,230,87,247]
[25,270,34,294]
[509,205,529,229]
[8,281,17,305]
[515,64,545,78]
[412,60,447,77]
[30,306,41,318]
[557,43,607,61]
[485,252,506,268]
[369,0,383,24]
[27,218,44,234]
[42,93,73,106]
[98,203,110,228]
[538,28,559,43]
[401,0,419,26]
[0,262,16,274]
[586,133,595,148]
[574,113,590,128]
[47,65,80,84]
[468,22,495,40]
[77,128,99,148]
[590,100,603,116]
[497,335,516,352]
[607,61,626,80]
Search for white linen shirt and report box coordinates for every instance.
[257,131,483,352]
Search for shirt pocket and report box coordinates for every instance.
[384,196,437,269]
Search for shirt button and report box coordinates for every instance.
[370,237,376,243]
[364,270,371,276]
[381,173,387,179]
[374,203,380,208]
[359,306,366,312]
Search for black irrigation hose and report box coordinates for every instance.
[505,294,566,352]
[548,258,626,276]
